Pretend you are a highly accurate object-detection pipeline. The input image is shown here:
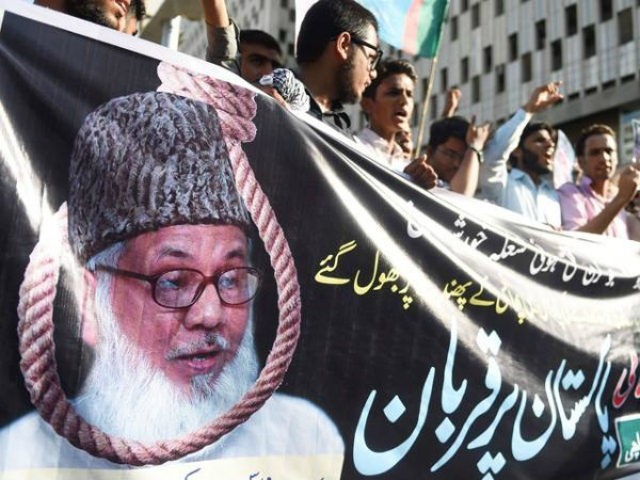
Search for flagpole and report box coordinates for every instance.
[414,55,438,159]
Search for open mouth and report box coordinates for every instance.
[171,347,221,374]
[393,111,409,122]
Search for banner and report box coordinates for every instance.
[2,3,640,479]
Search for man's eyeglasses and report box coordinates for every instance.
[350,36,383,72]
[436,146,465,162]
[96,265,262,309]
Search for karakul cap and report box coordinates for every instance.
[68,91,250,264]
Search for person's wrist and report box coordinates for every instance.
[467,144,484,163]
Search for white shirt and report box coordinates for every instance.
[503,168,561,227]
[478,108,533,202]
[0,393,344,473]
[356,127,410,174]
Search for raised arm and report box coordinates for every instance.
[200,0,238,65]
[479,81,563,202]
[440,87,461,119]
[561,165,640,234]
[449,116,491,197]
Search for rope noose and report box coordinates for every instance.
[17,145,301,465]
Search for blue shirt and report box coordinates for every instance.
[503,168,561,228]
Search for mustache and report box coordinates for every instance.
[165,333,228,360]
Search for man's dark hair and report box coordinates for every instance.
[296,0,378,65]
[362,59,417,99]
[427,116,469,149]
[519,122,557,149]
[574,124,615,157]
[239,30,282,56]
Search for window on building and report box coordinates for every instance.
[461,0,469,12]
[618,8,634,44]
[535,20,546,50]
[278,29,287,43]
[472,75,481,103]
[450,16,459,41]
[508,33,518,61]
[483,45,493,73]
[565,4,578,36]
[461,57,469,83]
[521,52,532,82]
[472,3,480,28]
[600,0,613,21]
[551,39,562,71]
[495,0,504,16]
[583,25,596,58]
[430,94,439,120]
[280,0,288,7]
[495,64,506,93]
[440,68,449,92]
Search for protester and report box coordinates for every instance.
[359,59,415,167]
[295,0,381,134]
[475,82,563,226]
[423,115,491,196]
[441,87,462,119]
[200,0,282,83]
[34,0,146,33]
[358,59,436,189]
[557,124,640,238]
[0,91,343,468]
[478,81,564,205]
[495,121,560,226]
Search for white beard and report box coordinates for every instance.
[74,274,259,443]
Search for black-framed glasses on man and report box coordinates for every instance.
[350,36,383,71]
[95,265,262,309]
[436,146,465,162]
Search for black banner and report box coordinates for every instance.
[1,4,640,479]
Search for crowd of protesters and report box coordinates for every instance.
[27,0,640,241]
[199,0,640,241]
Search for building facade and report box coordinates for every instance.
[421,0,640,161]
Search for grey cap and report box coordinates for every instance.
[68,91,250,264]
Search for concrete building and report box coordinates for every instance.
[419,0,640,162]
[141,0,640,160]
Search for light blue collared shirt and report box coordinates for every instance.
[503,168,561,227]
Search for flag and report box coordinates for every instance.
[359,0,450,57]
[295,0,450,58]
[552,129,578,188]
